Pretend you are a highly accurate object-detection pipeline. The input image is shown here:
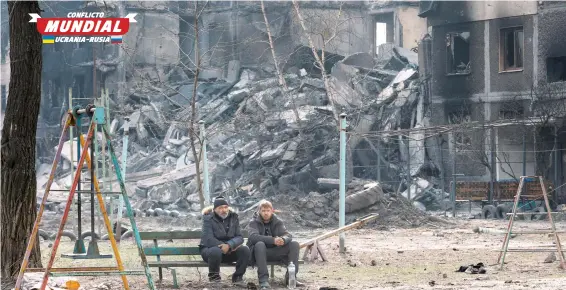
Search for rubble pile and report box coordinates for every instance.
[37,44,446,227]
[291,180,449,229]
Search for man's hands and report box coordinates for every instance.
[274,237,285,246]
[219,243,230,254]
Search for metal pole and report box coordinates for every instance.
[91,126,96,239]
[117,117,130,242]
[339,113,347,253]
[522,131,527,176]
[102,125,156,290]
[105,89,113,212]
[554,125,559,205]
[451,133,456,217]
[68,88,75,220]
[76,117,83,245]
[407,139,411,200]
[490,126,496,203]
[199,120,211,205]
[376,142,381,182]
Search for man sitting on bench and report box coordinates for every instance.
[199,196,249,286]
[247,200,305,289]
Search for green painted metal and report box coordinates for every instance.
[94,107,105,124]
[49,270,145,277]
[102,124,155,290]
[139,230,250,240]
[144,247,200,256]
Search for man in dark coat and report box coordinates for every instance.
[199,196,250,285]
[247,200,305,289]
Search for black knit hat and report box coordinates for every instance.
[213,196,229,209]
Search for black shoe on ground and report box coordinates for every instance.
[232,275,246,287]
[208,273,221,282]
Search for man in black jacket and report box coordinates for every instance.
[247,200,304,289]
[199,196,250,285]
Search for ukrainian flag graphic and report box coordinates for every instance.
[43,36,55,44]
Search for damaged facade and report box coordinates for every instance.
[21,0,453,217]
[419,0,566,202]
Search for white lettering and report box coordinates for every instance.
[59,20,71,33]
[100,21,112,33]
[83,21,94,32]
[70,20,83,32]
[66,12,105,18]
[45,20,59,33]
[95,19,102,32]
[112,20,122,33]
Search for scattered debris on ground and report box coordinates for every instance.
[456,262,487,274]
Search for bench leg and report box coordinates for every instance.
[158,267,163,282]
[171,269,178,289]
[270,265,275,281]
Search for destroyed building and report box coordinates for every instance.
[2,0,448,217]
[418,1,566,203]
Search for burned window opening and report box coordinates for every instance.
[547,56,566,83]
[446,32,470,75]
[499,105,524,120]
[374,12,394,55]
[500,27,523,71]
[447,105,472,152]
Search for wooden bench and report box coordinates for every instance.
[140,230,304,288]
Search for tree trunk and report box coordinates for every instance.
[188,0,205,209]
[1,1,43,280]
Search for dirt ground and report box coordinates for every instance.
[14,217,566,290]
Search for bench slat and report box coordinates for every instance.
[147,260,304,268]
[140,231,203,240]
[144,247,200,256]
[140,230,249,240]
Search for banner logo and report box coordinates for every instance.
[29,12,136,44]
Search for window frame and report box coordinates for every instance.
[445,31,471,76]
[499,26,524,73]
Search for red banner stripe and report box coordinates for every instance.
[36,18,129,36]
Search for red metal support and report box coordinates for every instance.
[14,113,72,290]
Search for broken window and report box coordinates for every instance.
[500,27,523,71]
[374,13,394,55]
[499,102,524,120]
[547,56,566,83]
[446,32,470,75]
[448,106,472,152]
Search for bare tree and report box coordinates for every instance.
[1,1,43,280]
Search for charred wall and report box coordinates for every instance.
[538,5,566,87]
[488,15,534,93]
[431,21,484,100]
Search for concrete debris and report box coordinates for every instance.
[38,43,449,228]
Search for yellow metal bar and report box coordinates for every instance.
[79,135,130,290]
